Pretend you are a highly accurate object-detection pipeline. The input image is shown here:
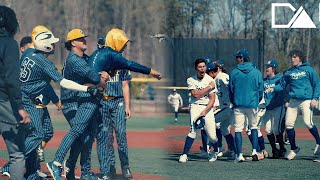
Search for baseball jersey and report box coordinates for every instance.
[263,73,285,110]
[61,51,100,100]
[88,46,151,74]
[20,50,63,99]
[187,73,217,105]
[274,62,320,100]
[214,72,231,106]
[104,70,132,97]
[168,93,183,106]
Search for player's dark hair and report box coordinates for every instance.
[0,6,19,37]
[220,66,227,73]
[20,36,32,48]
[273,67,278,74]
[65,41,72,51]
[195,59,206,68]
[289,50,306,62]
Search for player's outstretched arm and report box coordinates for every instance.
[59,78,101,96]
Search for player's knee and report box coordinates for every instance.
[285,121,294,129]
[187,132,196,139]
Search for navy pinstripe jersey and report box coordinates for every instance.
[19,50,63,99]
[105,70,131,97]
[41,84,59,105]
[61,51,100,100]
[88,47,151,75]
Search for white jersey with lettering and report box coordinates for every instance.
[187,73,217,105]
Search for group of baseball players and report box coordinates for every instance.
[178,49,320,163]
[0,6,163,180]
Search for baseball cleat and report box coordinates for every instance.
[122,166,133,179]
[216,146,225,157]
[271,149,280,159]
[80,172,99,180]
[285,138,290,145]
[174,118,178,122]
[279,147,287,157]
[286,147,300,160]
[179,154,188,163]
[313,156,320,162]
[223,149,236,160]
[208,152,218,162]
[37,170,47,178]
[47,161,63,180]
[98,174,111,180]
[234,153,245,163]
[63,160,76,180]
[314,144,320,156]
[262,150,269,158]
[1,170,10,177]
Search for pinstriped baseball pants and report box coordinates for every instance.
[42,107,54,143]
[54,97,99,174]
[62,101,99,174]
[97,98,129,174]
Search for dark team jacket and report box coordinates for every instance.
[88,46,151,75]
[0,29,23,110]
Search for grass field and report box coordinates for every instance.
[0,113,319,179]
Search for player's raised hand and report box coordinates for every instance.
[150,69,162,80]
[18,109,31,124]
[310,99,317,108]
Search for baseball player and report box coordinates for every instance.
[262,59,287,158]
[205,62,236,159]
[178,58,219,163]
[265,50,320,161]
[47,29,109,180]
[167,89,183,122]
[96,58,132,180]
[229,49,264,162]
[89,30,162,179]
[20,25,100,179]
[1,36,63,178]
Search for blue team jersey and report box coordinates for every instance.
[274,62,320,100]
[105,70,132,97]
[263,73,285,110]
[20,50,63,99]
[61,51,100,100]
[88,47,151,75]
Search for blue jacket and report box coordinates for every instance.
[274,62,320,100]
[88,46,151,74]
[263,73,285,110]
[229,62,263,108]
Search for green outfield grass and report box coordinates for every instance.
[51,115,170,131]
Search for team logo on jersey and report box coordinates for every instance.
[264,83,275,89]
[20,57,35,82]
[290,71,306,79]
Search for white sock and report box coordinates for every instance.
[252,149,257,155]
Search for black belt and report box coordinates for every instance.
[193,103,208,106]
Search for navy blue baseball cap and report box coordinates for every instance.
[234,49,250,59]
[215,59,224,67]
[265,59,278,68]
[206,62,218,72]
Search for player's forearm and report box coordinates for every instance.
[191,86,212,98]
[59,78,88,92]
[203,95,215,114]
[123,81,130,109]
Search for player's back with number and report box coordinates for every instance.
[20,50,62,98]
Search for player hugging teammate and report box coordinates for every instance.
[179,49,320,163]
